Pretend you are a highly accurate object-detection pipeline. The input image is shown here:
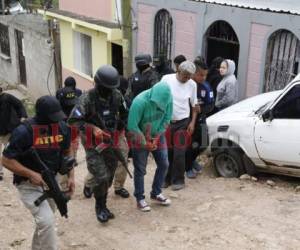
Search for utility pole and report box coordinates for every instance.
[121,0,133,77]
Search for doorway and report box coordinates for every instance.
[15,29,27,86]
[112,43,123,75]
[205,21,239,74]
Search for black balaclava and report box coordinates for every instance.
[98,85,113,99]
[136,63,150,73]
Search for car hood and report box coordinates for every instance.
[208,90,282,122]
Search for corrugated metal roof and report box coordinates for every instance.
[190,0,300,15]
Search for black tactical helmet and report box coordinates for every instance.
[94,65,120,89]
[135,53,152,67]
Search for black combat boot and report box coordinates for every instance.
[95,197,109,223]
[103,193,115,219]
[83,185,93,198]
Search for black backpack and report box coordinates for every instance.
[0,94,20,135]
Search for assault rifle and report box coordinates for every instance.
[94,114,132,179]
[95,138,132,179]
[31,149,73,218]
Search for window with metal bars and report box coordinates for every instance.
[153,9,173,65]
[264,30,300,92]
[0,22,10,57]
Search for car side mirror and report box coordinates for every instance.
[262,109,273,122]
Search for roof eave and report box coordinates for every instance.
[38,9,122,41]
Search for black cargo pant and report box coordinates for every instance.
[165,118,190,185]
[185,121,209,172]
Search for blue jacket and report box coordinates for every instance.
[197,81,214,121]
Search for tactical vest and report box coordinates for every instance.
[61,87,77,106]
[86,89,121,132]
[131,71,153,98]
[14,118,68,184]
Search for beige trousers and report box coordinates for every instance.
[17,181,57,250]
[0,134,10,176]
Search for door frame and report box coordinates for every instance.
[15,29,27,86]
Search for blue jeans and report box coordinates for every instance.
[132,135,169,201]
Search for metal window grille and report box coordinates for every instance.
[207,20,239,44]
[153,9,173,64]
[0,22,10,57]
[264,30,300,92]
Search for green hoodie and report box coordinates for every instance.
[127,81,173,145]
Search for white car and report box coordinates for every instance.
[207,74,300,178]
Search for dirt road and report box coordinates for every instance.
[1,149,300,250]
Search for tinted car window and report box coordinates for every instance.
[273,84,300,119]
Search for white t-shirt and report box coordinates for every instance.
[162,73,197,120]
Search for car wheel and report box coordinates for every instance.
[213,149,245,178]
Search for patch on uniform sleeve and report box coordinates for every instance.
[210,91,214,98]
[201,90,206,98]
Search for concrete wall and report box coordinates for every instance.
[245,23,271,97]
[136,3,197,61]
[0,14,56,100]
[132,0,300,99]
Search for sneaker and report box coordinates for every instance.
[192,161,203,174]
[171,183,185,191]
[151,193,171,206]
[137,199,151,212]
[186,169,197,179]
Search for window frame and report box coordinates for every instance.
[153,9,173,66]
[73,31,93,77]
[0,22,11,59]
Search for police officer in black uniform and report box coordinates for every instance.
[185,59,215,178]
[126,53,160,105]
[56,76,82,117]
[153,54,175,79]
[2,96,74,250]
[56,76,83,166]
[68,65,128,223]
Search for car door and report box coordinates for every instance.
[254,84,300,167]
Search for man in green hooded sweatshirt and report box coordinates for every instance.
[127,81,173,212]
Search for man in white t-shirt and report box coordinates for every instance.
[162,61,198,191]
